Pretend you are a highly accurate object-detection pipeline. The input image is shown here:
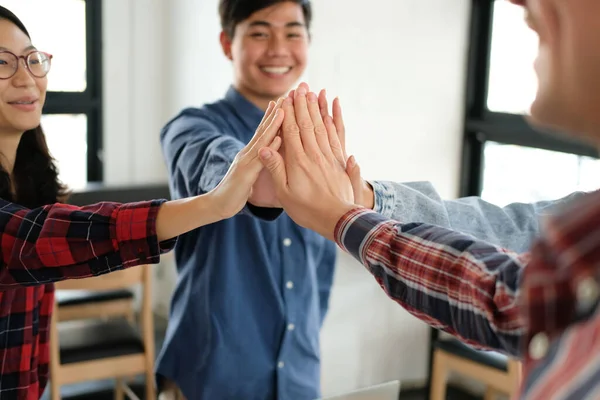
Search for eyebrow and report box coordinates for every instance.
[247,20,305,29]
[0,45,36,53]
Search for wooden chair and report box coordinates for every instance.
[55,288,135,323]
[430,338,521,400]
[49,266,155,400]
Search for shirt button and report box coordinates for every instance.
[283,238,292,247]
[528,332,549,360]
[288,323,295,331]
[577,277,600,309]
[286,281,294,289]
[278,361,285,369]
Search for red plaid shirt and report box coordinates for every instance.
[0,199,174,399]
[335,190,600,399]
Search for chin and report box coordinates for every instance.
[528,87,563,128]
[258,85,292,99]
[14,121,40,133]
[260,75,303,94]
[529,97,594,146]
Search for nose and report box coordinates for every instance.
[266,34,290,57]
[11,59,36,87]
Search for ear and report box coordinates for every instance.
[219,31,233,61]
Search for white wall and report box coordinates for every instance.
[308,1,471,393]
[103,0,470,396]
[103,0,170,185]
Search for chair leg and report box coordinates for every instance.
[145,370,156,400]
[50,381,61,400]
[115,378,125,400]
[484,386,498,400]
[429,351,449,400]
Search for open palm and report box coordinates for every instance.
[248,168,280,207]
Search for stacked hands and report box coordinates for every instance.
[211,82,372,240]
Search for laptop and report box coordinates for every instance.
[319,380,401,400]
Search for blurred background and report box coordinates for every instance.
[4,0,598,399]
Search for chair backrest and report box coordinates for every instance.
[53,265,153,333]
[49,265,156,399]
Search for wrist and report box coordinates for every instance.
[315,202,357,241]
[203,190,232,221]
[362,182,375,209]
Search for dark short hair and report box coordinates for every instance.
[0,5,30,38]
[219,0,312,38]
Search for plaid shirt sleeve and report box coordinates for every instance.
[335,208,530,357]
[0,198,176,289]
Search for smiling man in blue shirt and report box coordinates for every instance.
[156,1,336,399]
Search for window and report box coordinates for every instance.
[1,0,102,189]
[486,0,538,115]
[481,142,600,206]
[460,0,600,202]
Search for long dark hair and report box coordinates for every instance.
[0,6,68,208]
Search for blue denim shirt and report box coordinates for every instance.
[156,87,336,400]
[369,180,584,252]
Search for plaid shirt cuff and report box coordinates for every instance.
[369,180,397,219]
[335,208,390,264]
[113,200,177,266]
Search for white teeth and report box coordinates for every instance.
[12,101,33,105]
[261,67,291,75]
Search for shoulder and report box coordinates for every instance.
[160,99,231,141]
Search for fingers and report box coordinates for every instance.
[332,97,347,160]
[243,136,282,180]
[324,113,345,167]
[346,155,363,205]
[258,147,287,191]
[281,97,304,159]
[268,135,282,152]
[318,89,329,119]
[294,86,321,157]
[288,82,309,99]
[246,97,284,151]
[247,107,284,157]
[260,100,276,127]
[307,91,335,160]
[316,89,344,166]
[297,82,309,93]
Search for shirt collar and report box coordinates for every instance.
[224,86,265,130]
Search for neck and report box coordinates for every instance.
[235,84,283,111]
[0,130,25,175]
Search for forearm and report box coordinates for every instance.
[156,192,223,242]
[335,208,528,356]
[370,180,585,252]
[0,199,175,288]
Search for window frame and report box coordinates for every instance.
[460,0,598,198]
[41,0,103,183]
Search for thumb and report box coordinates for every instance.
[346,155,363,204]
[258,147,287,188]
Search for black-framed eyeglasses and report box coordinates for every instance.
[0,50,53,80]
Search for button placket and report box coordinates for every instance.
[529,332,550,360]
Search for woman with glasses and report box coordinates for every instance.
[0,6,284,399]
